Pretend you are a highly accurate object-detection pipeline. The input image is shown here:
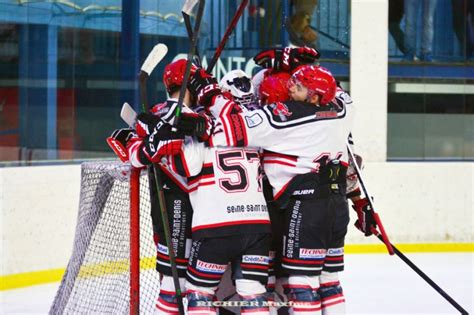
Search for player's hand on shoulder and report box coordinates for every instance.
[187,68,221,107]
[142,122,184,161]
[290,46,320,69]
[135,112,162,137]
[254,46,320,72]
[177,112,214,142]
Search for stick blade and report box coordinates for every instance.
[141,43,168,75]
[120,102,137,127]
[182,0,199,15]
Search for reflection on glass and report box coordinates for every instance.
[0,1,189,165]
[0,0,354,165]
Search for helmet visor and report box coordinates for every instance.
[228,76,252,92]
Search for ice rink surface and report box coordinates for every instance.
[1,253,472,314]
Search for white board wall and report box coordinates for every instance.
[1,162,472,275]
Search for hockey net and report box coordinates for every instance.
[50,161,160,314]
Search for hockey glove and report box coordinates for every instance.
[177,112,213,142]
[107,128,135,163]
[141,122,184,164]
[352,197,377,237]
[289,46,321,70]
[253,49,282,69]
[187,68,221,107]
[135,112,162,137]
[254,47,320,72]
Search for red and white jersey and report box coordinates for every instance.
[208,89,355,200]
[168,137,270,239]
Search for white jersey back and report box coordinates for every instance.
[168,138,270,239]
[208,89,355,200]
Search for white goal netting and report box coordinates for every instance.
[50,161,160,314]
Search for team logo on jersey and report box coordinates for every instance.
[151,102,168,116]
[299,248,326,259]
[292,189,315,196]
[157,243,169,255]
[245,113,263,128]
[196,260,227,273]
[315,110,337,119]
[242,255,270,265]
[271,102,292,118]
[327,247,344,255]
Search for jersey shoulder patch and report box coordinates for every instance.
[245,112,264,128]
[151,100,179,122]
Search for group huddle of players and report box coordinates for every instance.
[108,46,376,315]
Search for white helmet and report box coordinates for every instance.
[251,68,268,100]
[219,69,255,107]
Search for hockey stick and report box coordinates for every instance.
[346,142,394,255]
[346,143,469,315]
[182,0,202,67]
[377,236,469,315]
[138,43,168,111]
[173,0,206,128]
[206,0,249,73]
[120,102,137,128]
[137,44,186,315]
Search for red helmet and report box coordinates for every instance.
[259,71,291,104]
[163,59,196,93]
[290,65,336,105]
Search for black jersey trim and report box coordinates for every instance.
[261,101,347,129]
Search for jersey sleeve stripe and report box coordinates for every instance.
[273,180,291,200]
[263,160,297,167]
[263,151,298,161]
[188,165,214,185]
[171,150,191,177]
[159,165,190,193]
[219,100,234,146]
[128,138,145,168]
[219,101,248,147]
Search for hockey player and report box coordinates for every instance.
[219,69,258,109]
[162,68,272,314]
[257,63,376,315]
[181,58,354,315]
[258,71,291,105]
[346,148,378,238]
[218,69,285,314]
[110,59,197,314]
[257,70,293,313]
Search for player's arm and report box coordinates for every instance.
[209,100,277,148]
[345,135,377,237]
[254,46,320,72]
[163,136,205,178]
[184,68,279,149]
[346,133,362,200]
[128,114,185,168]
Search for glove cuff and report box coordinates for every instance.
[353,198,368,210]
[198,83,221,107]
